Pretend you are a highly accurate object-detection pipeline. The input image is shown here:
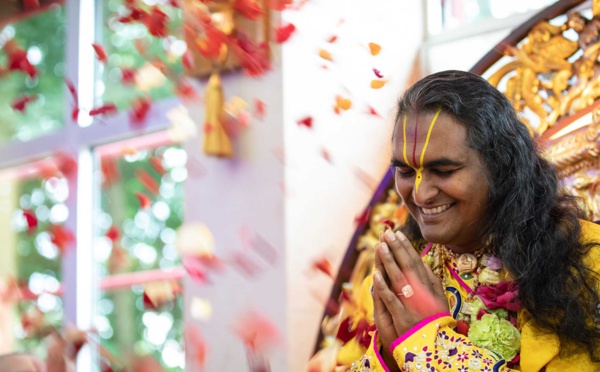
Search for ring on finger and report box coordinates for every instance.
[396,284,414,299]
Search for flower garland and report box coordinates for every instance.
[426,244,522,364]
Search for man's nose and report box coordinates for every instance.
[412,175,438,206]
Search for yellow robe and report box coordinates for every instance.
[340,220,600,372]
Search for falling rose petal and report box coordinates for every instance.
[234,0,263,20]
[373,68,383,78]
[321,148,332,164]
[65,79,79,122]
[175,79,199,101]
[135,192,152,209]
[269,0,293,11]
[275,23,296,43]
[368,42,381,56]
[183,256,209,283]
[318,49,333,61]
[11,94,37,112]
[120,67,136,85]
[149,156,166,176]
[252,234,277,265]
[89,103,118,117]
[327,35,338,43]
[229,251,262,278]
[253,99,266,120]
[231,309,283,353]
[49,224,75,254]
[134,169,160,195]
[5,39,38,78]
[186,327,208,369]
[92,43,108,64]
[367,106,381,117]
[22,209,38,234]
[231,35,270,77]
[143,5,170,38]
[370,80,387,89]
[312,257,334,278]
[297,116,312,128]
[190,297,212,321]
[193,23,228,60]
[129,96,152,127]
[182,50,195,71]
[105,225,120,243]
[354,206,371,225]
[56,153,78,177]
[143,280,181,310]
[23,0,40,10]
[353,167,377,190]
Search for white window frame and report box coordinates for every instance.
[0,0,185,369]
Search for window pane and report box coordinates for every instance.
[99,0,184,110]
[438,0,558,32]
[0,5,66,144]
[96,142,186,371]
[0,165,68,359]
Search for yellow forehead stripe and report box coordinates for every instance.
[402,109,442,193]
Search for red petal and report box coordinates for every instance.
[49,224,75,254]
[129,96,152,127]
[367,106,381,117]
[134,169,160,195]
[22,210,38,233]
[120,67,136,84]
[354,207,370,225]
[89,103,118,117]
[253,99,266,120]
[92,43,108,64]
[373,68,383,78]
[234,0,263,20]
[312,257,334,278]
[231,309,282,353]
[11,94,36,112]
[105,225,120,242]
[327,35,338,43]
[149,156,166,175]
[297,116,312,128]
[275,23,296,43]
[182,50,195,70]
[134,192,151,209]
[142,6,170,38]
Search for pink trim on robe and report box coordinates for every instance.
[373,330,392,372]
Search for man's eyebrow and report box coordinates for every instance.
[391,158,463,167]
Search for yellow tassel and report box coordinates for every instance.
[203,72,233,157]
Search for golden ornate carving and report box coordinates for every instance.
[489,8,600,220]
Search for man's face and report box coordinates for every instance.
[392,111,489,253]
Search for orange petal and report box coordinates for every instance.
[368,42,381,56]
[318,49,333,61]
[370,80,386,89]
[336,97,352,111]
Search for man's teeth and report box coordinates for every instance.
[421,204,452,215]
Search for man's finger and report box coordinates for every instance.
[423,261,444,296]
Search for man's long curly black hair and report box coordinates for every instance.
[395,70,600,360]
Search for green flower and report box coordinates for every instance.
[468,313,521,361]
